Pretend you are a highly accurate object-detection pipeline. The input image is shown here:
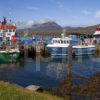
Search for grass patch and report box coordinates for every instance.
[0,81,64,100]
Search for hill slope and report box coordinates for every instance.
[16,21,100,35]
[65,24,100,34]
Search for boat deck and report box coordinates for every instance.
[0,49,20,53]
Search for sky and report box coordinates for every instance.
[0,0,100,26]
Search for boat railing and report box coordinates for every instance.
[78,38,95,46]
[0,42,19,52]
[51,39,69,44]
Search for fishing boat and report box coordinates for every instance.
[46,31,96,56]
[0,17,20,63]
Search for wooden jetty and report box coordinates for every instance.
[19,43,50,59]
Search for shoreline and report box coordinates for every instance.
[0,72,99,99]
[0,81,65,100]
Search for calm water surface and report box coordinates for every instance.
[0,54,100,88]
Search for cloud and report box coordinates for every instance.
[16,18,56,29]
[16,20,34,29]
[27,6,39,10]
[95,10,100,18]
[26,20,34,26]
[82,10,91,15]
[34,18,56,24]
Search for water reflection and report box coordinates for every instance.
[46,62,66,79]
[0,54,100,88]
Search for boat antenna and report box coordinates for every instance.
[3,16,7,24]
[61,28,66,38]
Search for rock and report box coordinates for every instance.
[25,85,43,92]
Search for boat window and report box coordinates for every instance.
[7,33,11,36]
[58,40,60,43]
[53,40,56,43]
[6,29,9,32]
[64,40,67,44]
[9,29,12,32]
[61,40,63,44]
[13,29,16,32]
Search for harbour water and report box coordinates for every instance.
[0,54,100,88]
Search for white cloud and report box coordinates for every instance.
[95,10,100,18]
[16,18,56,29]
[26,20,34,26]
[34,18,56,24]
[16,20,34,29]
[82,10,91,15]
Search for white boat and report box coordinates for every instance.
[46,34,96,56]
[73,45,96,55]
[93,27,100,44]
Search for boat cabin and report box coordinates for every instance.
[51,35,79,45]
[94,27,100,44]
[0,17,17,49]
[0,22,16,40]
[51,38,69,44]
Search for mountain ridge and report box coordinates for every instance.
[16,21,100,34]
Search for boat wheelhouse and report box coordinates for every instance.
[94,27,100,44]
[0,17,19,63]
[0,18,16,42]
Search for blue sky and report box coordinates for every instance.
[0,0,100,26]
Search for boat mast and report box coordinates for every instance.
[61,28,66,38]
[2,17,7,49]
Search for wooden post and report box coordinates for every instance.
[67,45,72,76]
[66,44,73,96]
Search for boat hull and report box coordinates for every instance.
[0,52,19,63]
[47,47,68,56]
[47,46,96,56]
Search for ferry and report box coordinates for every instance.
[46,33,96,56]
[0,17,20,63]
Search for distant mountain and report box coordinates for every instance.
[31,21,62,32]
[16,20,100,35]
[16,21,62,33]
[65,24,100,34]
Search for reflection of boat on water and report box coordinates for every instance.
[46,62,66,79]
[47,32,96,56]
[0,17,20,63]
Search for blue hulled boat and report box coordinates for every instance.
[46,33,96,56]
